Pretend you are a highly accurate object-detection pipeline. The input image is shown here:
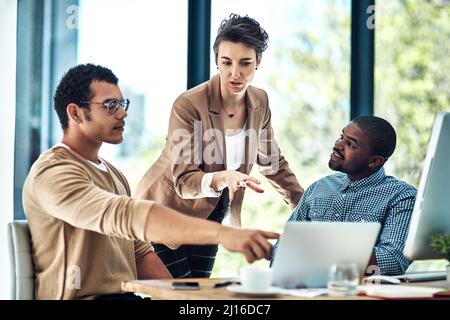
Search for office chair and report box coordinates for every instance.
[7,220,35,300]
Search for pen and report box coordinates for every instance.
[213,281,236,288]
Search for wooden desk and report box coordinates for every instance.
[123,278,441,300]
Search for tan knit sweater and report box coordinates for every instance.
[22,146,154,299]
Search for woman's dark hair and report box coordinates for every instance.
[54,63,118,129]
[213,13,269,62]
[352,116,397,160]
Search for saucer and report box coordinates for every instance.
[226,285,281,297]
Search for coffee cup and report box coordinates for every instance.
[239,266,272,291]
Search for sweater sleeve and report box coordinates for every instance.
[374,188,416,275]
[31,159,154,242]
[134,240,154,264]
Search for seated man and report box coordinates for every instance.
[273,116,416,275]
[22,63,278,300]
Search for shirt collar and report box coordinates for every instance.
[341,167,386,190]
[53,143,108,172]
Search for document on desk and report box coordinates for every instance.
[358,285,443,299]
[277,288,328,298]
[395,259,448,282]
[404,259,448,273]
[397,271,447,282]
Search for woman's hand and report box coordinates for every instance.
[211,170,264,201]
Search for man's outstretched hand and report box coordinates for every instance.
[218,227,279,263]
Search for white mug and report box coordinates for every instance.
[239,266,272,291]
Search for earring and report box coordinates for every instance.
[216,66,219,70]
[256,67,258,70]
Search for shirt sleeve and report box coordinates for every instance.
[374,188,416,275]
[200,172,223,198]
[287,185,314,222]
[31,159,154,242]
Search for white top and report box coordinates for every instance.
[54,143,108,172]
[201,124,247,197]
[224,126,247,171]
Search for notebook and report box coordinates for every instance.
[358,284,444,299]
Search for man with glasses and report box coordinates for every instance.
[22,63,278,300]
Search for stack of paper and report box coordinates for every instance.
[277,288,328,298]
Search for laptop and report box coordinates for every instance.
[271,222,381,288]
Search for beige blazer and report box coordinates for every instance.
[135,74,303,226]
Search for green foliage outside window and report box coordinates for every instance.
[430,234,450,262]
[375,0,450,186]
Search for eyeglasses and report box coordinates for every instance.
[79,99,130,115]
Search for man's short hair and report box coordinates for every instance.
[54,63,118,129]
[352,115,397,159]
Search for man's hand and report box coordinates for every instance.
[145,204,277,261]
[217,227,279,263]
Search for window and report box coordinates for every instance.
[1,0,18,299]
[14,0,78,219]
[77,0,188,190]
[375,0,450,186]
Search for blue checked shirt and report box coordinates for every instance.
[274,167,417,275]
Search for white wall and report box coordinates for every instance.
[0,0,17,300]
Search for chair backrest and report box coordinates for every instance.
[7,220,34,300]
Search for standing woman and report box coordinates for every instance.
[136,14,304,278]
